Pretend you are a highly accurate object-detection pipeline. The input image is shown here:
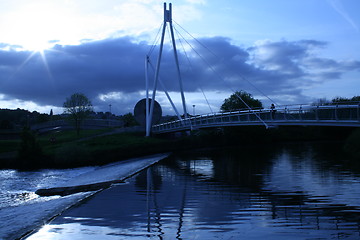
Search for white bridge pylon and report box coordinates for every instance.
[145,2,188,137]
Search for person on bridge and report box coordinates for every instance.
[271,104,276,120]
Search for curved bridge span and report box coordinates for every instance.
[153,104,360,134]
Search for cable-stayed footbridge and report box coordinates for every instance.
[144,3,360,135]
[152,103,360,134]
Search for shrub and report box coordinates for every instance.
[16,127,44,169]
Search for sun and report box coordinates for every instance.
[2,2,71,51]
[26,39,52,53]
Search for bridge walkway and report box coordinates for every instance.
[153,104,360,134]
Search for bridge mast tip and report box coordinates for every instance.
[164,2,172,23]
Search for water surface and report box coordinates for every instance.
[27,143,360,239]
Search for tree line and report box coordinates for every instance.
[0,109,51,130]
[315,96,360,106]
[0,93,138,132]
[220,91,360,112]
[1,92,359,131]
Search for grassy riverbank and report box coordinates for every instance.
[46,131,169,168]
[0,128,173,169]
[1,126,359,170]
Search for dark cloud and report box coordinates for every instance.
[0,36,358,114]
[0,49,27,66]
[248,40,326,76]
[304,57,360,72]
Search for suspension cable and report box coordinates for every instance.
[172,22,269,128]
[173,20,278,107]
[173,25,214,114]
[146,18,272,128]
[148,22,164,57]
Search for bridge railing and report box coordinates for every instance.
[152,102,360,133]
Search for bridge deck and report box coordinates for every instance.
[153,104,360,134]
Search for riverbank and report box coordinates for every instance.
[0,128,171,169]
[0,153,169,240]
[1,125,359,170]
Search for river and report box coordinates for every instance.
[0,154,167,239]
[23,142,360,239]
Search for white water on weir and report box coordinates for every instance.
[0,154,168,240]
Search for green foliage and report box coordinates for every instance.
[83,133,163,150]
[0,108,50,128]
[332,96,360,104]
[53,143,91,167]
[220,90,263,112]
[353,96,360,101]
[69,132,168,165]
[63,93,93,135]
[315,96,360,106]
[40,129,112,155]
[121,113,138,127]
[37,132,169,167]
[16,127,43,169]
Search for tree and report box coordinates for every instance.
[220,90,263,112]
[63,93,93,135]
[313,96,360,106]
[332,96,360,104]
[121,113,138,127]
[353,96,360,102]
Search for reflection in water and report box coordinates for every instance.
[27,143,360,239]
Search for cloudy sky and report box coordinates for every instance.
[0,0,359,115]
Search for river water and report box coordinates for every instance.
[25,142,360,239]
